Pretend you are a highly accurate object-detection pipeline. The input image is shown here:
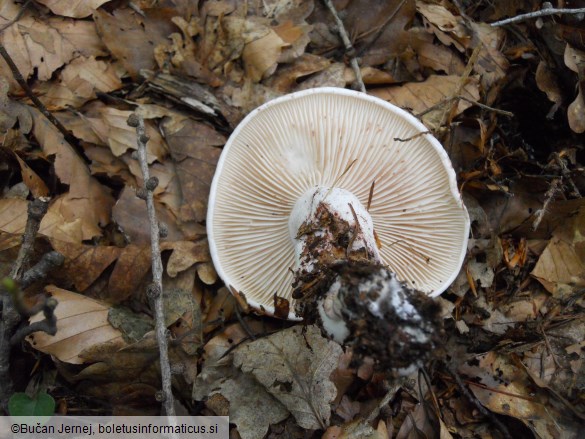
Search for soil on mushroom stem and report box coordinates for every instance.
[292,201,445,375]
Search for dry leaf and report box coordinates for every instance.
[242,25,287,82]
[50,240,152,301]
[38,56,122,110]
[459,352,576,438]
[194,323,289,439]
[93,8,177,79]
[213,370,290,439]
[112,186,185,246]
[535,61,562,115]
[0,198,88,246]
[27,286,125,364]
[568,86,585,134]
[407,28,465,75]
[165,240,211,278]
[233,325,342,430]
[531,206,585,298]
[30,108,114,240]
[14,154,49,198]
[196,262,218,285]
[417,2,470,51]
[0,77,32,133]
[37,0,112,18]
[93,106,167,163]
[0,15,105,89]
[370,75,480,129]
[161,117,224,223]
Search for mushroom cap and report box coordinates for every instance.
[207,87,469,319]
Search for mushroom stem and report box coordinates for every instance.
[289,186,381,273]
[290,187,444,374]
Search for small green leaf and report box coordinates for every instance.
[8,392,55,416]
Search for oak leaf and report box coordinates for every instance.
[233,325,342,430]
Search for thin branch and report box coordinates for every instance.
[451,369,512,438]
[532,178,561,231]
[10,198,49,282]
[322,0,366,93]
[365,381,401,424]
[127,114,176,419]
[0,201,62,413]
[0,0,33,34]
[0,43,77,148]
[457,96,514,117]
[491,5,585,27]
[20,251,64,290]
[415,96,513,120]
[10,297,57,345]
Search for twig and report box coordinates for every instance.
[322,0,365,93]
[532,178,560,231]
[451,369,512,439]
[394,131,430,143]
[491,4,585,27]
[0,200,61,413]
[127,114,176,419]
[10,198,49,282]
[414,95,513,120]
[365,381,401,424]
[457,96,514,117]
[0,0,33,34]
[20,251,64,290]
[439,44,482,129]
[10,297,57,345]
[0,43,78,148]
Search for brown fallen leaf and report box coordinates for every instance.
[164,240,211,278]
[242,24,287,82]
[0,198,84,246]
[93,7,177,79]
[267,53,331,92]
[112,186,185,246]
[459,351,580,438]
[50,240,152,301]
[30,108,114,240]
[37,56,123,110]
[88,105,167,162]
[531,206,585,298]
[370,75,480,130]
[194,322,290,439]
[36,0,112,18]
[233,325,342,430]
[161,116,224,223]
[536,60,562,118]
[0,14,105,90]
[0,77,32,133]
[27,286,125,364]
[568,86,585,134]
[13,154,49,198]
[417,2,470,51]
[155,16,223,87]
[407,28,465,76]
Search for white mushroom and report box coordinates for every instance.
[207,87,469,319]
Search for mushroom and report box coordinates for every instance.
[207,87,469,321]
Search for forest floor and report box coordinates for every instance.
[0,1,584,438]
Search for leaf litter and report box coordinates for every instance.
[0,0,583,436]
